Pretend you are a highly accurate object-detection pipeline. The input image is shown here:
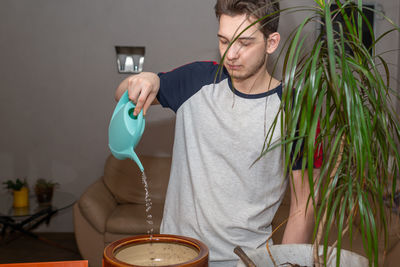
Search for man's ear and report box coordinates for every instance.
[266,32,280,54]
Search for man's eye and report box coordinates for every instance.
[239,41,250,47]
[219,39,228,45]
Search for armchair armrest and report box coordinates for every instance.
[78,178,117,233]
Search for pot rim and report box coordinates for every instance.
[103,234,209,267]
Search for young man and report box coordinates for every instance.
[115,0,319,265]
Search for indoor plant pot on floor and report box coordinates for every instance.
[236,244,368,267]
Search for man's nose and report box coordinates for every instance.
[226,43,240,60]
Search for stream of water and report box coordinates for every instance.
[141,171,154,240]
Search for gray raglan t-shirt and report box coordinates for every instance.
[157,61,289,266]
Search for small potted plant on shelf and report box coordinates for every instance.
[2,178,29,208]
[34,178,59,206]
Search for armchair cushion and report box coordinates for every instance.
[103,155,171,204]
[106,202,165,235]
[74,155,172,267]
[78,178,117,233]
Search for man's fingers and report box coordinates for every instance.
[142,98,153,116]
[133,86,152,116]
[127,78,141,103]
[123,72,160,116]
[133,96,144,116]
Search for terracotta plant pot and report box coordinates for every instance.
[13,187,29,208]
[35,187,54,205]
[103,234,209,267]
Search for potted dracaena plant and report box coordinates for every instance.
[34,178,59,205]
[2,178,29,208]
[220,0,400,266]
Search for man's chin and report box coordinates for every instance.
[226,68,244,79]
[229,72,249,81]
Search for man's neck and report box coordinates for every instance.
[232,72,279,95]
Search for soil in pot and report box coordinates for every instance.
[115,242,199,266]
[104,234,209,267]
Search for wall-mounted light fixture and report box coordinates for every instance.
[115,46,145,74]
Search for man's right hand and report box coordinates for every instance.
[115,72,160,116]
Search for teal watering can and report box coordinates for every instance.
[108,90,145,172]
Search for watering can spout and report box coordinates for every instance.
[131,151,144,173]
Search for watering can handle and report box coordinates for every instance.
[112,90,144,121]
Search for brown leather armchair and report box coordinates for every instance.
[73,155,171,267]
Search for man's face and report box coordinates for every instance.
[218,14,268,82]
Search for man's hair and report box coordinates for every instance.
[214,0,280,39]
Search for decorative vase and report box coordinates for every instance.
[13,187,29,208]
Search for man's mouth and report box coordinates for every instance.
[227,64,241,71]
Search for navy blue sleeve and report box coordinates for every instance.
[156,61,220,113]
